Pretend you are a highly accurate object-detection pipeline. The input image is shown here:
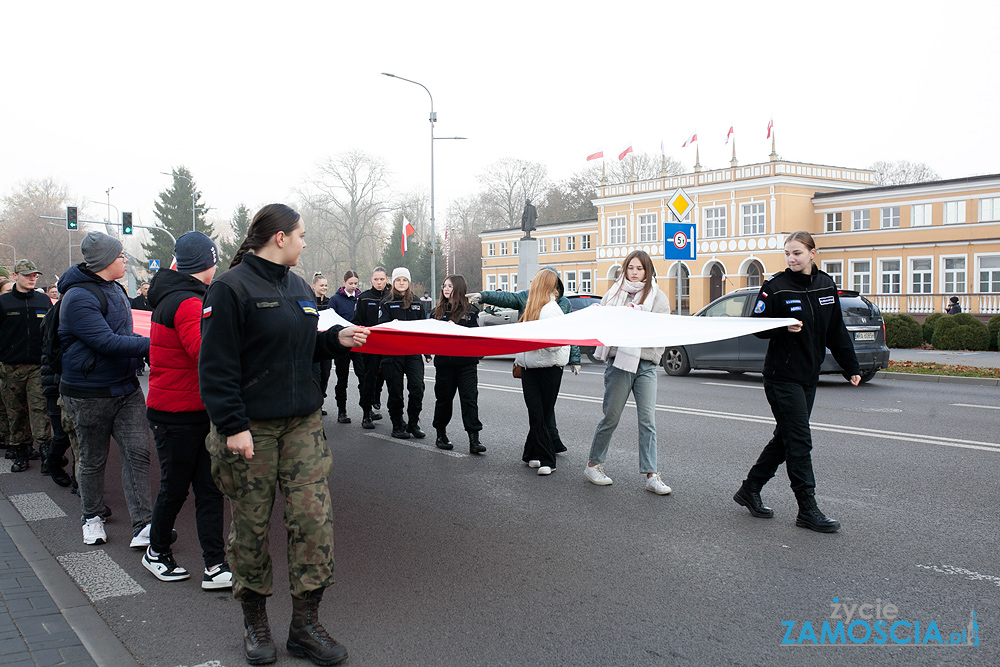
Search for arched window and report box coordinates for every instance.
[747,262,762,288]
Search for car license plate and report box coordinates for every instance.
[854,331,875,341]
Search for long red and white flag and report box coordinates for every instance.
[725,126,734,144]
[617,144,633,161]
[766,116,774,139]
[401,216,416,255]
[586,149,604,161]
[681,132,697,148]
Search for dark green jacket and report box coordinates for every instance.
[479,289,581,366]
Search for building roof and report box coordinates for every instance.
[813,173,1000,199]
[480,218,598,235]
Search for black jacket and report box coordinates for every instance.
[131,294,152,311]
[378,294,425,325]
[199,254,347,437]
[751,268,860,384]
[432,303,480,367]
[353,285,390,328]
[0,287,52,365]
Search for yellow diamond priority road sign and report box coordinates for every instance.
[666,188,694,221]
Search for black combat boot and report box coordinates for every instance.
[390,420,410,439]
[407,422,426,439]
[435,429,453,450]
[287,589,348,666]
[27,445,40,460]
[10,445,30,473]
[241,592,276,665]
[733,480,773,519]
[795,493,840,533]
[468,431,486,455]
[40,443,51,475]
[336,408,351,424]
[361,412,375,429]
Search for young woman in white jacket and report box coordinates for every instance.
[514,268,569,476]
[584,250,673,495]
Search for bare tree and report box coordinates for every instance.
[444,194,492,289]
[477,158,549,228]
[0,178,76,277]
[606,151,684,184]
[869,160,940,186]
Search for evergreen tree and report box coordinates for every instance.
[218,203,251,272]
[377,214,443,295]
[144,166,214,267]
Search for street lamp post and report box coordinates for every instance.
[161,171,197,232]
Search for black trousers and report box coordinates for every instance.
[45,394,70,467]
[149,420,225,567]
[359,354,384,412]
[333,351,364,411]
[432,363,482,433]
[746,378,818,495]
[520,366,563,468]
[317,359,332,398]
[382,355,424,427]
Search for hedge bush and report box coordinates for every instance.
[988,314,1000,351]
[931,313,990,351]
[922,312,945,343]
[883,314,922,349]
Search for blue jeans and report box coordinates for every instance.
[588,360,659,473]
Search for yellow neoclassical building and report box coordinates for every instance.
[480,158,1000,317]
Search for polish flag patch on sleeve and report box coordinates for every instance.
[202,306,213,318]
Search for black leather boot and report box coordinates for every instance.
[795,493,840,533]
[241,592,276,665]
[390,421,410,439]
[336,409,351,424]
[468,431,486,455]
[287,589,348,666]
[733,481,773,518]
[10,446,29,473]
[40,443,51,475]
[361,412,375,429]
[435,429,453,450]
[407,422,426,439]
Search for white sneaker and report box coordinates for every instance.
[584,464,613,486]
[202,562,234,590]
[645,473,672,495]
[527,460,541,468]
[130,523,152,548]
[142,547,190,582]
[537,466,553,475]
[82,516,107,545]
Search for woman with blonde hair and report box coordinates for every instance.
[515,268,569,476]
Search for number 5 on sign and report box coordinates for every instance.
[663,223,696,260]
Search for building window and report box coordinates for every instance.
[879,259,901,294]
[944,201,966,225]
[608,216,627,245]
[580,270,592,293]
[638,213,658,242]
[487,243,495,257]
[566,235,576,251]
[499,274,510,291]
[747,262,762,288]
[741,202,765,235]
[880,207,900,229]
[850,260,871,294]
[552,237,561,252]
[823,261,843,288]
[980,256,1000,293]
[912,204,931,227]
[705,206,727,238]
[852,209,870,231]
[564,271,577,293]
[486,274,496,291]
[581,235,591,250]
[511,273,517,290]
[499,242,507,256]
[944,257,966,293]
[538,238,546,253]
[910,258,932,294]
[825,212,842,233]
[980,197,1000,222]
[512,240,518,255]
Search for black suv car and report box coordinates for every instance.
[661,287,890,383]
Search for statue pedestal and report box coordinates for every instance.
[517,238,539,292]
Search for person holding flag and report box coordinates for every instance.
[377,268,427,439]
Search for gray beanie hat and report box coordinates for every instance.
[81,232,123,273]
[174,231,219,274]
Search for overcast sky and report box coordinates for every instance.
[3,1,997,238]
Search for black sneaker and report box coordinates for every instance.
[142,547,190,582]
[202,562,234,590]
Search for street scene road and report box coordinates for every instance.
[2,359,997,666]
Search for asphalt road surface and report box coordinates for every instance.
[2,359,997,666]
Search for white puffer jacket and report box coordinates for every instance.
[514,300,570,369]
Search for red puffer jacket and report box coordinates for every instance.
[146,269,209,423]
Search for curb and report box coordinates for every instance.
[0,495,139,667]
[875,371,1000,387]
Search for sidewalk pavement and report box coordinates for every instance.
[0,494,137,666]
[888,348,1000,369]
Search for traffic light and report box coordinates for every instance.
[66,206,78,230]
[122,212,133,235]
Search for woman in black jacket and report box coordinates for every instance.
[377,267,426,439]
[430,275,485,454]
[199,204,367,666]
[329,271,363,424]
[311,272,332,414]
[733,231,860,534]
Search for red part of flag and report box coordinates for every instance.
[682,133,698,148]
[617,145,633,161]
[401,217,416,255]
[586,150,604,161]
[767,117,774,139]
[726,126,734,144]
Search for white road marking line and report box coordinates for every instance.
[9,492,66,521]
[363,431,465,458]
[57,550,145,601]
[917,563,1000,588]
[0,459,13,474]
[703,382,763,389]
[951,403,1000,410]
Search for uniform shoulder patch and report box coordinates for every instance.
[297,300,318,316]
[753,300,766,314]
[818,295,835,306]
[202,306,213,318]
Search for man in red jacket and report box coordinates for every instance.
[142,232,231,590]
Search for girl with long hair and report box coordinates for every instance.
[430,275,485,454]
[514,268,569,475]
[329,270,363,424]
[584,250,672,494]
[378,267,427,439]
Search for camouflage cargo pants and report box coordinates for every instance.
[58,396,80,475]
[208,409,334,601]
[0,364,50,448]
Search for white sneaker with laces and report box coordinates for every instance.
[584,464,613,486]
[537,466,553,475]
[130,523,152,548]
[645,473,672,495]
[142,547,190,582]
[202,563,234,590]
[82,516,106,545]
[527,460,541,468]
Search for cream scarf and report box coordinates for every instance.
[594,278,660,373]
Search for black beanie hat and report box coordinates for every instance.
[174,231,219,274]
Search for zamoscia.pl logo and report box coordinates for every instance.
[781,598,979,647]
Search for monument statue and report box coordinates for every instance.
[520,198,538,238]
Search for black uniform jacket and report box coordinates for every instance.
[353,286,389,328]
[432,303,480,367]
[199,254,347,437]
[751,267,860,384]
[0,287,52,364]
